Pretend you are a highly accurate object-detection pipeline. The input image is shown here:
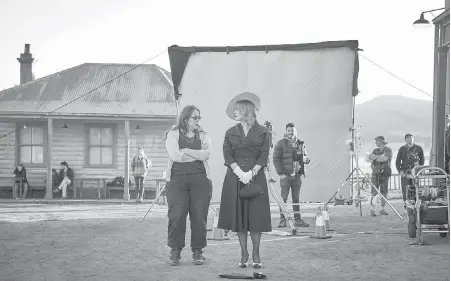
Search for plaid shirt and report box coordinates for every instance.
[131,155,150,177]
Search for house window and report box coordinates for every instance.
[85,125,116,167]
[18,126,45,164]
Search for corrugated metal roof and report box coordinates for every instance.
[0,63,177,117]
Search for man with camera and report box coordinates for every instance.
[395,133,425,209]
[273,123,310,228]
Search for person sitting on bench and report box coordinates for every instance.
[53,161,74,199]
[13,164,28,200]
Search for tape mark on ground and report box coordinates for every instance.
[208,233,346,246]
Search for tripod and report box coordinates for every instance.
[326,125,403,220]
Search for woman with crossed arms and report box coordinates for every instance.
[164,105,212,267]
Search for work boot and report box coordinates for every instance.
[168,248,182,266]
[278,219,287,228]
[192,248,206,265]
[294,218,309,227]
[379,209,388,215]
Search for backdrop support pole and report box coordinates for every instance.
[350,96,356,200]
[354,125,363,216]
[175,94,181,116]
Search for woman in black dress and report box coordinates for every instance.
[218,92,272,269]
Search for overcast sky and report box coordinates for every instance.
[0,0,445,104]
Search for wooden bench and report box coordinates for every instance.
[106,185,124,199]
[0,176,46,199]
[105,179,165,200]
[76,178,106,200]
[0,177,15,198]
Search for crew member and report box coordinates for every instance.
[368,136,393,217]
[164,105,212,266]
[273,123,310,228]
[395,133,424,208]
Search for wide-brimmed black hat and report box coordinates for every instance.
[374,136,387,144]
[226,92,261,120]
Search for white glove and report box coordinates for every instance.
[233,166,245,179]
[240,171,253,184]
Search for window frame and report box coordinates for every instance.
[15,123,47,168]
[84,123,117,168]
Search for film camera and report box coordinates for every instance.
[264,121,273,132]
[264,121,274,147]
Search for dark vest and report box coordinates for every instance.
[281,139,306,177]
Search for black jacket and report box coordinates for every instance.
[273,138,308,176]
[395,144,425,172]
[13,167,27,182]
[59,167,75,185]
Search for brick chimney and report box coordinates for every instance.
[17,44,34,85]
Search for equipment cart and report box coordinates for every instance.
[406,165,449,245]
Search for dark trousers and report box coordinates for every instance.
[401,176,413,202]
[166,173,212,250]
[279,174,302,220]
[371,173,389,196]
[134,176,144,198]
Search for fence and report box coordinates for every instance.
[351,173,438,191]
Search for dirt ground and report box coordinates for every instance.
[0,201,449,281]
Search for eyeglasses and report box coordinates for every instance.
[191,116,202,121]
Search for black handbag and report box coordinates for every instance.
[239,181,263,199]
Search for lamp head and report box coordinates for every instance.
[413,13,431,27]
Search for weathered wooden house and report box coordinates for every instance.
[0,44,177,199]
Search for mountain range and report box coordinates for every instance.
[355,95,433,151]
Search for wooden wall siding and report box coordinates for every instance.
[0,119,175,193]
[0,122,19,185]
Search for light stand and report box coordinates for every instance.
[326,125,404,220]
[352,125,362,216]
[326,125,363,215]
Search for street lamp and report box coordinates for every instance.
[413,8,446,27]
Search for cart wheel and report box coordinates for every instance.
[439,233,447,238]
[408,221,417,238]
